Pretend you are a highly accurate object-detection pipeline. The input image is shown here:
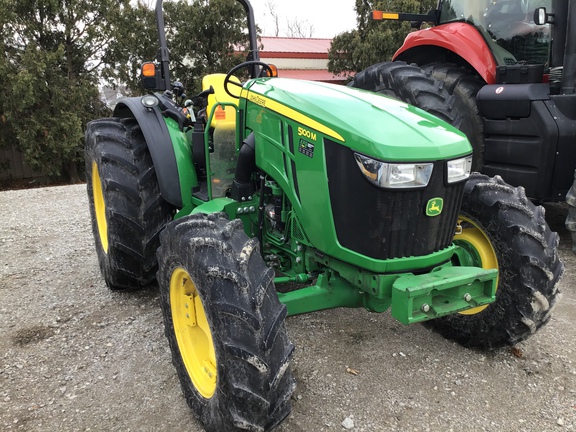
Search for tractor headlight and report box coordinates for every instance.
[446,156,472,184]
[354,153,433,189]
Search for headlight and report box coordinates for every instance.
[354,153,433,189]
[447,156,472,183]
[141,95,159,108]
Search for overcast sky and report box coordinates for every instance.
[250,0,357,38]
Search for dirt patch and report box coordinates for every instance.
[12,326,55,347]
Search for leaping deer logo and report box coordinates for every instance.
[426,198,443,217]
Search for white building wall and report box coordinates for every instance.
[261,58,329,69]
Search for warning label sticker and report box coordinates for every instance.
[298,138,315,158]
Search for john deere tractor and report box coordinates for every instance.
[351,0,576,250]
[84,0,562,430]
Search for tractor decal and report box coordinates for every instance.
[243,90,345,142]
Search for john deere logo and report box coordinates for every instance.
[426,198,443,217]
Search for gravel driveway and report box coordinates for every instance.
[1,184,575,432]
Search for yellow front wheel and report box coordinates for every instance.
[453,215,498,315]
[429,173,562,349]
[157,213,296,431]
[170,268,217,399]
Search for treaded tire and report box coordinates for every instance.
[157,213,296,432]
[421,63,486,171]
[564,170,576,254]
[348,61,462,127]
[85,117,175,290]
[429,173,563,349]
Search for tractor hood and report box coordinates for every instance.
[242,77,471,161]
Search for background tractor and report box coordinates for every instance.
[84,0,563,430]
[350,0,576,250]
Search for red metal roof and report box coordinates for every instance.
[234,37,353,83]
[260,37,332,58]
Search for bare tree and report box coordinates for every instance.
[265,0,280,36]
[286,18,315,38]
[263,0,315,38]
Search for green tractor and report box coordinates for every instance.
[85,0,562,430]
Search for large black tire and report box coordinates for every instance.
[565,170,576,254]
[157,213,295,432]
[349,61,462,128]
[429,173,563,349]
[85,117,175,290]
[421,63,486,171]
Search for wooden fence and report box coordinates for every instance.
[0,146,43,180]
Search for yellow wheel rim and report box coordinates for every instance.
[170,268,217,398]
[454,216,499,315]
[92,161,109,253]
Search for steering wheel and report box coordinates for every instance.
[224,61,275,99]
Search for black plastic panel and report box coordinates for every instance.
[496,64,544,84]
[478,86,561,200]
[477,83,549,119]
[325,140,464,260]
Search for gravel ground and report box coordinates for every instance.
[1,184,575,432]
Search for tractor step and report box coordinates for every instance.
[391,266,497,325]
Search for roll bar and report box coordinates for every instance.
[154,0,261,91]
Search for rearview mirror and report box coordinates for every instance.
[533,7,553,25]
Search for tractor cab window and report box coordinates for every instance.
[438,0,551,67]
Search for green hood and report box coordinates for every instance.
[244,77,471,161]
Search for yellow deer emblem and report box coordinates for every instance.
[426,198,443,217]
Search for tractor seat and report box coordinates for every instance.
[202,73,240,129]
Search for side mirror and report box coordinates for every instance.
[533,7,553,25]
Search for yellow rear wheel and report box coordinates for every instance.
[84,118,174,290]
[170,267,217,399]
[91,161,109,253]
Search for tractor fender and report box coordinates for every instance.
[113,97,183,207]
[393,23,497,84]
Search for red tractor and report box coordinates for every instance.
[350,0,576,249]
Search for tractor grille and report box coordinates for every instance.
[325,139,464,260]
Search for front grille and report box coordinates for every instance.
[325,140,464,260]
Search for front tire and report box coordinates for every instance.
[430,174,563,349]
[157,213,295,431]
[85,117,174,290]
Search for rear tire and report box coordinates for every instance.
[564,170,576,254]
[349,61,462,127]
[429,173,563,349]
[421,63,486,171]
[85,117,174,290]
[157,213,295,432]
